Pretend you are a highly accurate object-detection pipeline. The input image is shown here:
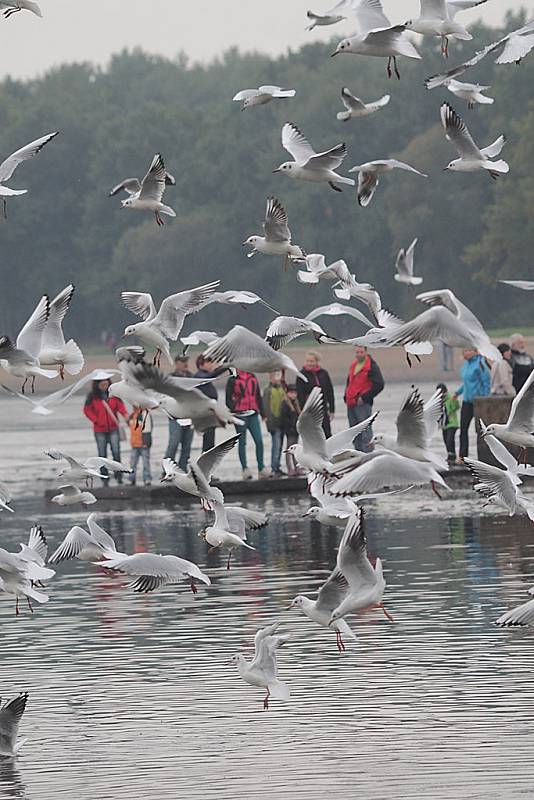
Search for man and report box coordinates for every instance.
[226,370,269,480]
[510,333,534,393]
[454,347,490,463]
[344,345,384,452]
[164,355,193,471]
[194,355,227,453]
[296,351,335,437]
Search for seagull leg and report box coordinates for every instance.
[335,629,346,652]
[31,376,36,393]
[3,198,6,219]
[405,353,412,368]
[378,602,394,622]
[328,182,343,193]
[263,689,270,710]
[226,551,232,571]
[27,596,33,614]
[21,378,27,395]
[431,480,443,500]
[59,364,65,380]
[155,211,165,227]
[386,56,392,79]
[393,57,401,80]
[190,577,198,595]
[15,596,19,616]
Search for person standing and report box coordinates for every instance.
[128,407,152,486]
[510,333,534,393]
[344,345,384,452]
[263,371,286,477]
[296,351,335,438]
[164,355,193,471]
[491,343,516,397]
[437,383,460,465]
[280,385,302,477]
[83,378,129,484]
[226,370,269,480]
[454,348,490,463]
[194,355,226,453]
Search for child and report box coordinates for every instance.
[437,383,460,465]
[263,371,287,477]
[129,407,152,486]
[280,385,301,477]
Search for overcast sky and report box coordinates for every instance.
[2,0,533,79]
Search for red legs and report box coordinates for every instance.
[2,198,6,219]
[154,211,165,227]
[431,480,443,500]
[190,577,198,595]
[27,597,33,614]
[263,689,270,710]
[441,35,449,58]
[152,349,162,367]
[59,365,65,381]
[226,551,232,571]
[335,629,346,652]
[378,602,394,622]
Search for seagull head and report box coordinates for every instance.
[288,595,305,610]
[283,444,298,456]
[242,235,259,247]
[404,19,414,30]
[302,507,321,519]
[273,161,294,175]
[123,324,139,338]
[481,424,497,438]
[331,39,351,57]
[121,197,134,208]
[444,159,461,172]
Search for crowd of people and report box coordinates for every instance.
[81,333,534,483]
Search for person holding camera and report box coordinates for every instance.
[128,406,153,486]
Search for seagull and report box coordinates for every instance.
[332,24,421,80]
[242,197,304,266]
[297,254,357,298]
[233,85,296,110]
[0,367,118,416]
[121,281,220,367]
[306,0,347,30]
[499,280,534,291]
[333,273,383,317]
[109,167,175,199]
[161,433,241,508]
[304,475,407,527]
[370,288,502,362]
[108,351,164,413]
[349,160,428,207]
[36,285,84,379]
[0,483,14,513]
[287,387,341,476]
[265,316,340,351]
[0,694,29,758]
[481,369,534,458]
[405,0,487,58]
[45,449,132,485]
[0,131,58,217]
[98,551,210,595]
[327,508,393,628]
[463,457,534,522]
[229,622,290,709]
[203,325,307,381]
[49,485,97,507]
[344,308,433,363]
[337,87,390,121]
[373,386,447,471]
[0,1,41,18]
[395,238,423,286]
[441,103,508,179]
[48,514,123,564]
[118,153,176,226]
[478,418,534,487]
[201,289,280,315]
[330,451,451,498]
[0,546,55,615]
[305,302,374,329]
[200,501,256,570]
[0,296,58,393]
[16,524,48,566]
[273,122,355,192]
[129,362,240,432]
[444,78,494,109]
[495,595,534,627]
[425,19,534,89]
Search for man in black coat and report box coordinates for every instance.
[296,350,335,438]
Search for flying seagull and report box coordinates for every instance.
[444,78,494,109]
[395,238,423,285]
[0,131,58,218]
[405,0,489,58]
[233,85,296,110]
[349,160,427,207]
[336,87,390,121]
[274,122,354,192]
[0,1,41,19]
[441,103,508,179]
[117,153,176,226]
[242,197,304,266]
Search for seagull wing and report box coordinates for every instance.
[259,85,296,98]
[86,513,118,552]
[154,281,221,340]
[203,324,275,365]
[263,196,291,243]
[138,153,167,203]
[281,122,316,165]
[423,387,445,432]
[479,421,519,475]
[26,525,47,562]
[340,86,366,112]
[41,284,75,350]
[109,178,140,197]
[441,103,481,158]
[495,598,534,627]
[336,509,377,590]
[16,295,49,357]
[84,457,132,474]
[224,506,268,538]
[331,452,442,495]
[121,292,157,321]
[464,458,518,513]
[379,305,468,348]
[0,694,28,753]
[447,0,488,18]
[357,170,379,207]
[396,238,418,278]
[327,413,378,457]
[196,434,241,481]
[396,387,428,450]
[315,569,350,614]
[352,0,390,32]
[495,30,534,64]
[232,89,260,101]
[307,142,348,171]
[507,369,534,433]
[0,132,58,185]
[297,387,329,460]
[265,316,315,351]
[48,526,96,563]
[305,303,374,327]
[499,280,534,291]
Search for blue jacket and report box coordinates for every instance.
[457,355,490,403]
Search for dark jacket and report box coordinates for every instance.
[344,357,384,406]
[296,368,335,414]
[511,349,534,393]
[194,368,218,400]
[280,397,301,438]
[226,372,264,416]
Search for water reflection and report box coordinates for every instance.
[1,498,534,799]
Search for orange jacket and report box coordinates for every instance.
[129,410,152,448]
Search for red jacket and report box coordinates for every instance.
[226,371,264,415]
[344,355,384,408]
[84,395,128,433]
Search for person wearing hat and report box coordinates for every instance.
[491,343,516,397]
[163,354,193,471]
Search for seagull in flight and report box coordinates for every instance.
[36,285,84,379]
[441,103,508,179]
[481,370,534,459]
[109,167,175,199]
[336,87,390,121]
[117,153,176,226]
[229,622,290,710]
[0,1,41,18]
[0,131,58,218]
[0,694,29,757]
[395,238,423,286]
[332,14,421,80]
[0,296,59,393]
[242,197,304,267]
[274,122,355,191]
[444,79,494,109]
[405,0,488,58]
[233,85,296,110]
[350,160,427,207]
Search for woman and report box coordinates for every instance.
[491,343,516,397]
[226,370,269,480]
[83,379,129,484]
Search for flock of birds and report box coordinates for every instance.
[1,0,534,752]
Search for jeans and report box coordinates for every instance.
[270,430,283,472]
[442,428,457,460]
[285,433,298,475]
[94,429,122,484]
[347,403,374,452]
[235,412,264,471]
[165,420,193,471]
[202,427,215,453]
[459,402,474,458]
[130,448,151,484]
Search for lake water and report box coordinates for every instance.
[1,494,534,800]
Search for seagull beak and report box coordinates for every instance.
[301,511,310,518]
[287,602,295,610]
[331,51,339,57]
[272,168,281,174]
[241,241,248,246]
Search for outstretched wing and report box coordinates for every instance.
[281,122,316,164]
[340,86,366,112]
[297,387,329,460]
[154,281,221,340]
[441,103,481,158]
[0,694,28,752]
[121,292,157,321]
[0,132,58,184]
[263,196,291,243]
[138,153,167,203]
[336,509,377,590]
[307,142,348,171]
[196,434,241,480]
[16,295,49,357]
[109,178,141,197]
[41,284,75,350]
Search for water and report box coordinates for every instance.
[1,496,534,800]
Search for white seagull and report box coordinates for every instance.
[350,160,428,207]
[201,289,280,314]
[203,325,306,381]
[499,280,534,291]
[290,567,357,652]
[405,0,488,58]
[464,457,534,522]
[0,694,29,758]
[306,0,347,30]
[330,451,450,498]
[49,485,97,507]
[45,449,132,484]
[16,524,48,566]
[200,501,257,570]
[121,281,220,367]
[297,254,357,297]
[441,103,508,178]
[273,122,355,192]
[265,316,339,350]
[395,238,423,286]
[109,167,175,199]
[481,370,534,458]
[0,367,117,416]
[337,87,390,121]
[0,547,55,615]
[287,387,341,476]
[98,551,210,595]
[305,302,374,329]
[0,1,41,18]
[0,296,58,393]
[495,595,534,628]
[444,78,494,109]
[37,285,84,379]
[332,24,421,80]
[242,197,304,266]
[119,153,176,226]
[48,514,123,564]
[229,622,290,709]
[233,85,296,110]
[0,131,58,217]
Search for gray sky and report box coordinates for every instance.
[2,0,533,79]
